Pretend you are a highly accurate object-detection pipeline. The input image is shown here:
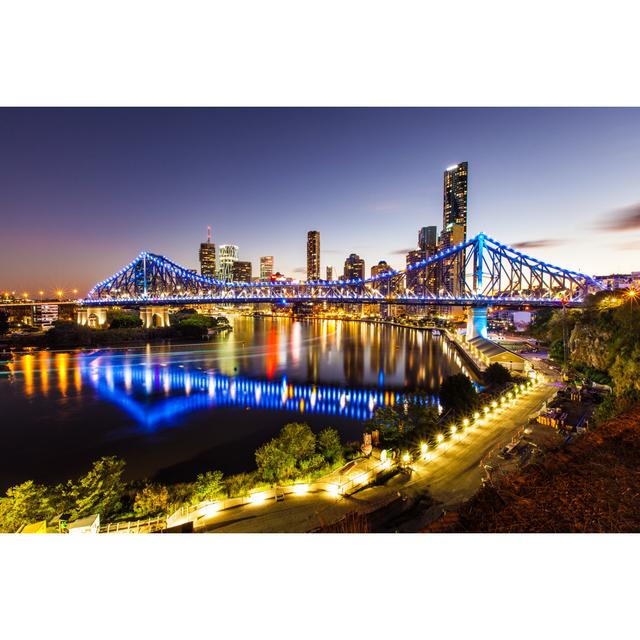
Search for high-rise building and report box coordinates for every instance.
[418,225,437,255]
[371,260,395,294]
[326,265,334,281]
[260,256,274,281]
[199,226,217,277]
[217,244,239,281]
[307,231,320,281]
[371,260,392,278]
[439,162,468,297]
[232,260,252,282]
[440,162,468,250]
[406,249,427,291]
[344,253,365,280]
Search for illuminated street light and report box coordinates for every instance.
[473,412,480,420]
[437,433,445,443]
[248,491,267,505]
[292,484,308,496]
[420,443,428,456]
[326,484,340,497]
[202,503,220,517]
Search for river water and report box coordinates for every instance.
[0,317,471,490]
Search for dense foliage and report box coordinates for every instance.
[109,313,143,329]
[0,421,347,531]
[439,373,478,419]
[365,402,441,450]
[483,363,512,387]
[255,423,342,484]
[532,289,640,422]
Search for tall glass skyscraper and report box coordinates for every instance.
[441,162,468,250]
[439,162,468,297]
[307,230,320,281]
[199,226,217,277]
[217,244,239,281]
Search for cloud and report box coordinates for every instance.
[615,240,640,251]
[511,239,562,249]
[598,203,640,232]
[372,201,401,213]
[292,267,306,274]
[389,247,415,256]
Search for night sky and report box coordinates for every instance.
[2,107,640,294]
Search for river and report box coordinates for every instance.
[0,317,471,490]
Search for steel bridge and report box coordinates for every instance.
[81,233,601,309]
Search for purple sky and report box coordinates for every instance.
[1,107,640,295]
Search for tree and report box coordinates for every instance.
[176,314,213,339]
[484,363,512,387]
[0,480,52,533]
[439,373,478,419]
[277,423,316,461]
[365,406,413,449]
[70,456,127,519]
[133,483,170,517]
[109,313,142,329]
[225,472,257,498]
[45,321,93,347]
[317,428,343,464]
[254,422,318,484]
[191,470,226,504]
[255,440,296,483]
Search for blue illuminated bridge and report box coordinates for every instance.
[78,233,602,337]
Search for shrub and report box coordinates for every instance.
[191,470,226,504]
[133,484,170,517]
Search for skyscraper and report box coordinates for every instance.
[307,231,320,281]
[326,265,334,281]
[232,260,252,282]
[418,225,437,255]
[217,244,239,281]
[440,162,468,250]
[406,249,427,291]
[344,253,365,280]
[199,226,216,277]
[437,162,468,299]
[260,256,274,280]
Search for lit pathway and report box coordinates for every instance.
[194,382,557,533]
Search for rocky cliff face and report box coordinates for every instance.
[569,322,613,371]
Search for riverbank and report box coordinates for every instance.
[0,323,232,350]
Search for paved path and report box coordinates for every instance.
[194,383,557,533]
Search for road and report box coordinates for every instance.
[192,382,557,533]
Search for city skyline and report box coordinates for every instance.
[2,108,640,292]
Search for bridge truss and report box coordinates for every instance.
[83,234,601,308]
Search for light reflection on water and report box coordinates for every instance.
[0,317,471,487]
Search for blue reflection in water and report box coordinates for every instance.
[80,354,437,430]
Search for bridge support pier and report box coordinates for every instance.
[466,306,488,340]
[76,308,107,327]
[139,306,171,328]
